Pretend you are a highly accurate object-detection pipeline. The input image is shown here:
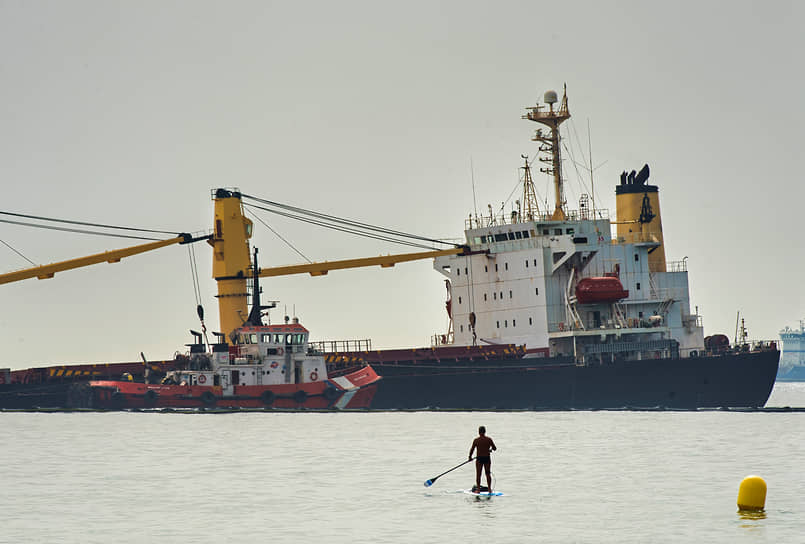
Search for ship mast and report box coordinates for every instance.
[523,85,571,220]
[520,155,540,221]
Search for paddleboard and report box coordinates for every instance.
[463,489,504,497]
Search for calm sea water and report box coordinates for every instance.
[2,382,804,544]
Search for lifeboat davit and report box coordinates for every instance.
[575,277,629,304]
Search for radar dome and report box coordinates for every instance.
[544,90,558,104]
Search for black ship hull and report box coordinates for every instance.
[1,350,779,410]
[366,350,780,410]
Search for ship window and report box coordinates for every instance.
[484,294,487,301]
[636,282,641,290]
[480,236,487,243]
[274,334,282,343]
[566,228,574,235]
[484,265,488,272]
[457,268,460,276]
[215,219,223,238]
[465,267,468,275]
[525,260,528,268]
[250,334,258,344]
[509,290,513,298]
[495,264,498,272]
[635,254,639,262]
[513,319,516,327]
[533,259,537,267]
[262,334,271,343]
[505,263,509,271]
[500,292,503,299]
[529,317,533,325]
[535,288,539,295]
[496,321,500,329]
[522,230,530,239]
[504,320,508,328]
[460,325,464,332]
[494,233,508,242]
[493,292,497,300]
[554,228,562,235]
[458,296,462,304]
[508,232,515,240]
[543,229,549,235]
[515,231,522,239]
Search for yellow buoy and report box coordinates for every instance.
[737,475,767,512]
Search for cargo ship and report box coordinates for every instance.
[777,320,805,381]
[0,86,779,410]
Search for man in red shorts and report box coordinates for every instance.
[468,425,497,492]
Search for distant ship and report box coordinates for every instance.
[778,320,805,381]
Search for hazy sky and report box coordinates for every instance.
[2,0,803,368]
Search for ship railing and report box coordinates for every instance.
[309,339,373,354]
[666,260,688,273]
[612,232,660,245]
[550,319,669,333]
[431,332,455,347]
[465,208,610,229]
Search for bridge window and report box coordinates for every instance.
[636,282,641,291]
[554,228,562,235]
[458,296,462,304]
[635,254,639,262]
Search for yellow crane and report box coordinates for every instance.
[2,189,468,343]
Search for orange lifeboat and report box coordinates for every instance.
[575,277,629,304]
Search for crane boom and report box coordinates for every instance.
[0,233,207,285]
[258,247,468,278]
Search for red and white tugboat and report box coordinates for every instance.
[90,250,381,410]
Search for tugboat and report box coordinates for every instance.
[89,249,380,409]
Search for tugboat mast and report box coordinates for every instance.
[523,84,571,220]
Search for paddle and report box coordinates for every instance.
[424,458,475,487]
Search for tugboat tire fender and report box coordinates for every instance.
[293,390,308,404]
[144,389,159,403]
[260,390,275,405]
[323,386,339,401]
[200,391,216,405]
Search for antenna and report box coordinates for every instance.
[588,119,596,215]
[470,157,479,225]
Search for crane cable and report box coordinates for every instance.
[240,193,459,250]
[0,210,185,241]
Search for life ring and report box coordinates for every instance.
[198,374,207,384]
[270,361,279,369]
[293,390,308,404]
[200,391,216,405]
[309,371,319,381]
[323,386,339,401]
[276,347,284,356]
[260,390,275,406]
[144,389,159,403]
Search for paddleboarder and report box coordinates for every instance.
[469,426,497,492]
